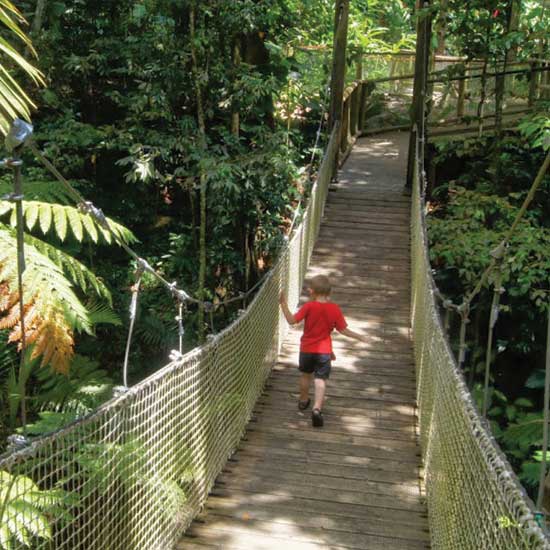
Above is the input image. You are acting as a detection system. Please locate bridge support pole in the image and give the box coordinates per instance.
[329,0,350,177]
[406,0,433,190]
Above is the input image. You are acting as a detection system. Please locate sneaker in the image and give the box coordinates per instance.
[298,398,311,411]
[311,408,324,428]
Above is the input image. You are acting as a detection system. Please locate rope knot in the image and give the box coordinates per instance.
[2,192,24,202]
[169,350,184,362]
[7,434,28,451]
[490,242,507,261]
[78,201,110,230]
[170,282,190,304]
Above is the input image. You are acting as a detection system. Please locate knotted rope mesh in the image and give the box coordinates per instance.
[411,145,550,549]
[0,129,339,550]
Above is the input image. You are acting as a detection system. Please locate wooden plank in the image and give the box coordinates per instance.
[188,515,429,549]
[199,508,430,543]
[248,415,418,442]
[205,491,428,532]
[234,443,421,476]
[222,454,421,485]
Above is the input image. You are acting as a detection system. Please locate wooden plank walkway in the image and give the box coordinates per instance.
[178,132,430,550]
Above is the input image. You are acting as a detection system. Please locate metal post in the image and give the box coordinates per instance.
[537,305,550,511]
[482,271,504,417]
[12,157,27,430]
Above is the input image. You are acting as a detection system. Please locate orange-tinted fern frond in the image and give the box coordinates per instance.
[30,309,73,374]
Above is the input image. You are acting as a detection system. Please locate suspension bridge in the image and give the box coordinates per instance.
[2,5,550,550]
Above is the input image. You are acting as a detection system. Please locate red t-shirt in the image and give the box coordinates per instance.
[294,301,348,354]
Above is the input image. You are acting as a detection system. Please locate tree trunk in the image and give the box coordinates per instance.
[493,0,515,184]
[190,4,207,342]
[328,0,350,131]
[406,0,433,189]
[31,0,47,35]
[328,0,350,176]
[231,39,241,137]
[435,0,448,55]
[477,56,489,137]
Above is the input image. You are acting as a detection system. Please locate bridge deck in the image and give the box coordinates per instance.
[178,132,430,549]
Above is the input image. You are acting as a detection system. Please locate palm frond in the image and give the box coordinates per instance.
[0,1,45,135]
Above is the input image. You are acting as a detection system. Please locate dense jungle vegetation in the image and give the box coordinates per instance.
[424,0,550,498]
[0,0,549,521]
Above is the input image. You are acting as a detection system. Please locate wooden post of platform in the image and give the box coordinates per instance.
[406,0,433,190]
[351,52,363,136]
[329,0,350,175]
[456,64,466,118]
[529,61,539,106]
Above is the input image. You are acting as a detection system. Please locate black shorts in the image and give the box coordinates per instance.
[298,352,331,380]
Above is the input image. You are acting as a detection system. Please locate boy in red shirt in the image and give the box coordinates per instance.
[279,275,367,427]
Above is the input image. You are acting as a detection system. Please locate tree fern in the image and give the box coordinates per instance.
[0,229,89,373]
[0,200,137,245]
[21,230,112,304]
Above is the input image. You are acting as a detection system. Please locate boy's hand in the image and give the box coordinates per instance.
[279,292,287,305]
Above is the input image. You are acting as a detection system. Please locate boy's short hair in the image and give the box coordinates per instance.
[310,275,331,296]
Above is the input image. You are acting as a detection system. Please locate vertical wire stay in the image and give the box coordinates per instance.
[536,304,550,512]
[177,301,184,355]
[122,266,144,388]
[12,156,27,430]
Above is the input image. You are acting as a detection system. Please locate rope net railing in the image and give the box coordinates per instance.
[410,134,550,549]
[0,125,340,549]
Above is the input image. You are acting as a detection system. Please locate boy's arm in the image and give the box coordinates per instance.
[338,327,368,343]
[279,293,298,325]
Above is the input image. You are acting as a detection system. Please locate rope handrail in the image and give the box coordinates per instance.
[411,128,550,548]
[0,118,343,550]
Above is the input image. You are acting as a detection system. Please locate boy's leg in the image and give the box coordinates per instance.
[299,373,313,401]
[313,378,326,411]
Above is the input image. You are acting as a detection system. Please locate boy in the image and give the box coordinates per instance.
[279,274,367,428]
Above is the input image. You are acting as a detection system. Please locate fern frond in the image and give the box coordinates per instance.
[35,354,114,414]
[87,301,121,327]
[0,227,92,372]
[135,314,174,351]
[0,201,137,245]
[0,177,74,204]
[23,230,112,303]
[0,330,16,378]
[501,413,544,449]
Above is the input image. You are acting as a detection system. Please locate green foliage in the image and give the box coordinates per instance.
[0,471,70,550]
[33,354,115,416]
[428,130,550,497]
[519,113,550,152]
[429,185,550,305]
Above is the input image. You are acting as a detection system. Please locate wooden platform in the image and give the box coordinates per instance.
[178,132,430,549]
